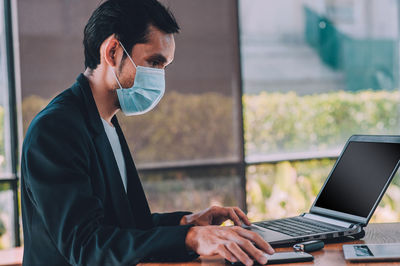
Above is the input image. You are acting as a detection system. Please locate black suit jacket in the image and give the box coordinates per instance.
[21,74,196,265]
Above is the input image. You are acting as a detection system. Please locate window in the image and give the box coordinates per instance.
[122,0,245,212]
[239,0,400,222]
[18,0,246,218]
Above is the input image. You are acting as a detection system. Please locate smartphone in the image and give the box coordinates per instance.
[226,252,314,265]
[343,244,400,262]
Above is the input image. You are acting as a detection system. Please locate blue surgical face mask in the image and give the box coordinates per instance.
[111,42,165,116]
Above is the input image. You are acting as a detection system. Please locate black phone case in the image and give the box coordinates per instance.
[225,253,314,265]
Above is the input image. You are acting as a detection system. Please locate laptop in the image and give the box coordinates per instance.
[247,135,400,246]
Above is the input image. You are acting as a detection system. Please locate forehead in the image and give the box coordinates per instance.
[132,25,175,62]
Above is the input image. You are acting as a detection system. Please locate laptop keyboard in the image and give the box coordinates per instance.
[255,216,344,237]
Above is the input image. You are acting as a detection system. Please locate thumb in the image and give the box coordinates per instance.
[196,219,212,226]
[194,215,215,226]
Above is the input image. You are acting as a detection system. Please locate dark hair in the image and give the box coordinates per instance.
[83,0,180,69]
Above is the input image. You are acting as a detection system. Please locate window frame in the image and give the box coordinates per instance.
[3,0,21,247]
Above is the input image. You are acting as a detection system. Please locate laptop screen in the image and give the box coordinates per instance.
[314,141,400,218]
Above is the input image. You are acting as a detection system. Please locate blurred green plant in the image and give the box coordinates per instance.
[0,106,5,171]
[0,105,8,248]
[22,95,51,136]
[22,92,236,164]
[0,183,12,249]
[117,91,236,164]
[244,90,400,155]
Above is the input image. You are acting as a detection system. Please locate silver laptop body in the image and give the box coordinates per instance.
[248,135,400,246]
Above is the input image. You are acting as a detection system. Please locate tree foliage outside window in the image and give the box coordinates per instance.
[244,90,400,157]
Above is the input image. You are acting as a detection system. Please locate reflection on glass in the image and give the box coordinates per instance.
[140,167,243,213]
[246,161,400,223]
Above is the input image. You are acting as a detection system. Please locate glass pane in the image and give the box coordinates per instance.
[0,0,12,175]
[0,184,15,249]
[240,0,400,161]
[18,0,244,217]
[121,0,242,167]
[19,0,101,134]
[19,0,243,168]
[246,161,400,223]
[140,166,243,213]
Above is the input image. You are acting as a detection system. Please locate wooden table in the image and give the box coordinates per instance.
[0,223,398,266]
[139,223,400,266]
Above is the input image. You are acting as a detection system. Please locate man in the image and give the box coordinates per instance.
[21,0,274,265]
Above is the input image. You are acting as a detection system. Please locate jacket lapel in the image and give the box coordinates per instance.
[71,74,136,228]
[112,117,154,229]
[92,133,136,228]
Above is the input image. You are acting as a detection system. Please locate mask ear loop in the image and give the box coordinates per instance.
[111,67,123,89]
[119,42,137,69]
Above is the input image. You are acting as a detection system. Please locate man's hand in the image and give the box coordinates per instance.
[185,225,274,266]
[180,206,251,226]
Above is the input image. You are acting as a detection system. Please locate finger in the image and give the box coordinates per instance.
[228,208,242,226]
[211,206,229,225]
[217,243,237,263]
[233,207,252,226]
[196,220,211,226]
[240,239,268,265]
[234,227,275,255]
[226,241,254,266]
[225,230,268,265]
[226,231,268,265]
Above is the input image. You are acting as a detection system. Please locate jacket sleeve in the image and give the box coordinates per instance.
[151,212,192,227]
[22,113,197,265]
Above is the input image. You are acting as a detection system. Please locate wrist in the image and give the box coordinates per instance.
[185,226,198,252]
[180,214,188,225]
[180,213,195,225]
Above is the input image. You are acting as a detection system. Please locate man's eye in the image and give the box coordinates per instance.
[151,61,160,67]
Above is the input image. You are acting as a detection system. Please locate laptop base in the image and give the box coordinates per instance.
[271,229,366,248]
[323,229,365,244]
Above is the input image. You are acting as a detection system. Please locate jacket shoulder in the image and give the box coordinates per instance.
[24,88,87,145]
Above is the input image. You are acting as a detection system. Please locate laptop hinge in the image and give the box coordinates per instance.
[302,213,356,228]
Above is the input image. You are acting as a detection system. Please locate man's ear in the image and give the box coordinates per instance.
[103,36,120,67]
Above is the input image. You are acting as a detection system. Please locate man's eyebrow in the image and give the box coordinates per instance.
[146,53,168,64]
